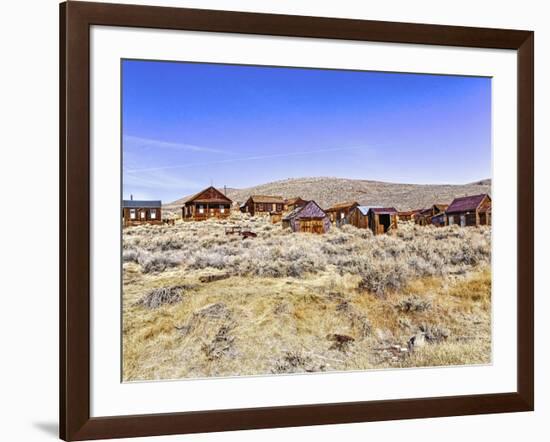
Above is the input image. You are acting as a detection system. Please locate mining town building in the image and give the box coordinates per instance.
[182,186,232,220]
[282,200,331,234]
[240,195,285,216]
[446,194,491,227]
[122,198,162,227]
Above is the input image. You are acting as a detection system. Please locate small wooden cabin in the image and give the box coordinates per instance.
[122,199,162,227]
[397,210,421,222]
[348,206,371,229]
[368,207,398,235]
[325,201,359,224]
[415,204,448,226]
[240,195,285,216]
[446,194,491,227]
[285,197,308,212]
[182,186,232,221]
[282,200,330,234]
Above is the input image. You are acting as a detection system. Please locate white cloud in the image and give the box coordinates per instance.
[123,135,226,154]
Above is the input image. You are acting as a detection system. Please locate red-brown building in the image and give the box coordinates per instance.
[122,199,162,227]
[325,201,359,224]
[182,186,232,220]
[240,195,285,216]
[284,197,308,212]
[415,204,449,226]
[446,194,491,227]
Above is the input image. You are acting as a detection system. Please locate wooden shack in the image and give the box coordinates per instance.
[240,195,285,216]
[348,206,371,229]
[368,207,398,235]
[415,204,449,226]
[282,200,330,234]
[122,199,162,227]
[397,210,421,222]
[325,201,359,224]
[182,186,232,220]
[284,197,308,212]
[446,194,491,227]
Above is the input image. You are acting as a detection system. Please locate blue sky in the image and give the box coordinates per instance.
[122,60,491,203]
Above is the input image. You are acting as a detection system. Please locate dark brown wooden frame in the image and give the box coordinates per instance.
[60,1,534,440]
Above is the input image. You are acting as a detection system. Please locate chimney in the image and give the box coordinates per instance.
[224,185,227,195]
[130,194,133,201]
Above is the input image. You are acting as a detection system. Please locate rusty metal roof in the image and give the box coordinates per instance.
[283,200,328,220]
[123,200,161,208]
[248,195,285,204]
[325,201,359,212]
[446,194,490,214]
[184,186,233,204]
[369,207,398,215]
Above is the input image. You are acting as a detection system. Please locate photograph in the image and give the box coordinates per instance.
[121,59,492,382]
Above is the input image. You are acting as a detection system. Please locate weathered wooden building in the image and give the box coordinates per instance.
[182,186,232,220]
[397,210,421,222]
[240,195,285,216]
[282,200,331,234]
[122,199,162,227]
[325,201,359,224]
[348,206,371,229]
[284,197,308,212]
[446,194,491,227]
[348,206,398,235]
[368,207,398,235]
[415,204,449,226]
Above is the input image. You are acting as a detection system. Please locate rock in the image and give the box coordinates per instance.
[408,332,426,351]
[326,333,355,352]
[199,273,230,283]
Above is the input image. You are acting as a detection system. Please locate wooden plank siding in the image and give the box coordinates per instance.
[446,194,491,227]
[182,186,232,221]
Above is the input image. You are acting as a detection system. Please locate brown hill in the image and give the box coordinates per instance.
[165,177,491,211]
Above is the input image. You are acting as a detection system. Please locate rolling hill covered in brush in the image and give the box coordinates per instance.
[165,177,491,211]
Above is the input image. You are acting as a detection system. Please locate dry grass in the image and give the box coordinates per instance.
[122,215,491,381]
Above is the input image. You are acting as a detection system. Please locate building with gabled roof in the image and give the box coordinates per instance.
[325,201,359,224]
[182,186,232,220]
[446,194,491,227]
[284,197,308,212]
[122,198,162,227]
[415,204,449,226]
[240,195,285,216]
[282,200,330,234]
[348,205,398,235]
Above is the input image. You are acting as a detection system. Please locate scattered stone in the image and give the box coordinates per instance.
[326,333,355,352]
[199,273,231,283]
[408,332,426,351]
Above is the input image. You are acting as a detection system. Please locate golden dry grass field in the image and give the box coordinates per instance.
[122,215,491,381]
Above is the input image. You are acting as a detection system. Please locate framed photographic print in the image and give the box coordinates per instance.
[60,1,534,440]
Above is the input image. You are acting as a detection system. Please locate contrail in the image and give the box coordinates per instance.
[125,145,370,173]
[124,135,227,154]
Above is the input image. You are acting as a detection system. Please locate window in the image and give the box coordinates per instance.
[199,204,204,214]
[340,212,345,219]
[272,203,276,211]
[140,211,146,219]
[130,209,136,220]
[220,205,225,213]
[150,209,157,219]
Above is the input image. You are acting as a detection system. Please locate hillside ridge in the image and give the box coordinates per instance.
[165,177,491,211]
